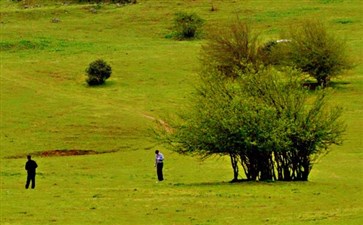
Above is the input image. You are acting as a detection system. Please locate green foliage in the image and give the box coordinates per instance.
[286,20,351,86]
[334,18,354,24]
[86,59,112,86]
[157,19,348,181]
[156,67,345,181]
[241,68,345,180]
[172,12,204,40]
[200,21,262,78]
[258,39,292,66]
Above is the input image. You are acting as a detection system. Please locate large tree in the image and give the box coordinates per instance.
[155,67,345,181]
[241,68,345,180]
[155,20,346,181]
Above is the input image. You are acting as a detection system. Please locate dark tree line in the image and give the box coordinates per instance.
[76,0,136,3]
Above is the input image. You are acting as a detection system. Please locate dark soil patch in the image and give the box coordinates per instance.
[5,149,118,159]
[40,150,99,157]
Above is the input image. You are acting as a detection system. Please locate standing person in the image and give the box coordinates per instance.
[25,155,38,189]
[155,150,164,181]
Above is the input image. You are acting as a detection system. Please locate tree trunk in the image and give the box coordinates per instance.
[230,154,239,182]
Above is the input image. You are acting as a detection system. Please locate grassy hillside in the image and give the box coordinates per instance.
[1,0,362,224]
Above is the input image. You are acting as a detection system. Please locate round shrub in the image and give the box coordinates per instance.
[286,20,351,87]
[172,12,204,40]
[86,59,112,86]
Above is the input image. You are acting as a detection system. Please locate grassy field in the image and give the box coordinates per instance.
[1,0,362,224]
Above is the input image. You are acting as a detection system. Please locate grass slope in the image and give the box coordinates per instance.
[1,0,362,224]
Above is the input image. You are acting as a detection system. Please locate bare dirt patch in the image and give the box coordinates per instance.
[41,150,100,157]
[5,149,117,159]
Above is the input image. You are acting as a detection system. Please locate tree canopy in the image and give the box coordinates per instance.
[154,20,346,182]
[267,20,352,87]
[155,66,345,181]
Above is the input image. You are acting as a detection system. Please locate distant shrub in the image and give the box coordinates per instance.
[334,18,353,24]
[258,20,352,87]
[200,20,261,78]
[76,0,136,4]
[14,0,137,6]
[172,12,204,40]
[286,20,351,87]
[86,59,112,86]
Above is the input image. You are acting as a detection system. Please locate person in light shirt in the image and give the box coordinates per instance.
[154,150,164,181]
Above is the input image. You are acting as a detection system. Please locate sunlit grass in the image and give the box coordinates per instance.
[1,0,362,224]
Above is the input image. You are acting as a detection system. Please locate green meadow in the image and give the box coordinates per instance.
[0,0,362,224]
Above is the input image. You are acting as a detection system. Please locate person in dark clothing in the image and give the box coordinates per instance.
[25,155,38,189]
[154,150,164,181]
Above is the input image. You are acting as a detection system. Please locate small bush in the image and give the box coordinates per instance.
[172,12,204,40]
[86,59,112,86]
[200,20,261,78]
[286,20,351,87]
